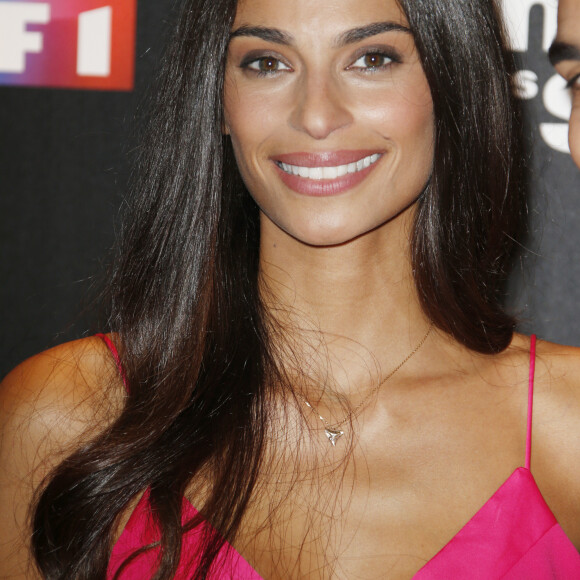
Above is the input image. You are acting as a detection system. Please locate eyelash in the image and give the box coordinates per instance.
[566,73,580,90]
[239,48,401,77]
[240,54,292,77]
[347,50,400,73]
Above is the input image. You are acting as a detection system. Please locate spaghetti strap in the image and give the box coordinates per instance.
[96,333,129,393]
[525,334,537,471]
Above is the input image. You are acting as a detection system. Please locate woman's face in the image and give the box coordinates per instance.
[552,0,580,168]
[224,0,434,247]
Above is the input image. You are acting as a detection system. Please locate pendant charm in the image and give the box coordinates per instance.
[325,428,344,446]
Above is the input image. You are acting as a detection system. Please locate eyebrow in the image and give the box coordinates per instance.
[335,22,412,47]
[230,25,293,45]
[229,21,412,47]
[548,41,580,66]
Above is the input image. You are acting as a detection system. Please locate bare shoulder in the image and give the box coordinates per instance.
[513,334,580,547]
[531,335,580,417]
[532,335,580,460]
[506,331,580,392]
[1,336,125,451]
[0,336,125,578]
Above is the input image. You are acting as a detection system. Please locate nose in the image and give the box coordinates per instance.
[289,73,353,140]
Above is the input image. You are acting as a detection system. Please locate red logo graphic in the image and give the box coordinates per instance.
[0,0,137,91]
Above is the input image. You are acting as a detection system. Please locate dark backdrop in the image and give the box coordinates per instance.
[1,2,579,378]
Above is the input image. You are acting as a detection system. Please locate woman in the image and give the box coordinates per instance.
[2,0,580,578]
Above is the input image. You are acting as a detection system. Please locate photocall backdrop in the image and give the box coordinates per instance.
[1,0,579,378]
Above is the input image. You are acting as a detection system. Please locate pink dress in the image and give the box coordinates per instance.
[101,334,580,578]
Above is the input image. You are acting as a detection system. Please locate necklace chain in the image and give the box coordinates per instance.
[303,322,434,445]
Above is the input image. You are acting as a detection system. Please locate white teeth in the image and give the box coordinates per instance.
[278,153,380,181]
[322,166,337,179]
[310,167,323,180]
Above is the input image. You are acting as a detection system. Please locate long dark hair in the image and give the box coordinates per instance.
[32,0,525,578]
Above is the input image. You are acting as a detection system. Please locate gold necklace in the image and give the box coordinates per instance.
[303,323,434,446]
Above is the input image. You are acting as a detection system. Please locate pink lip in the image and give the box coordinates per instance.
[272,150,384,197]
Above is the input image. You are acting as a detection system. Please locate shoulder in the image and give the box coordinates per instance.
[502,332,580,390]
[0,336,125,578]
[1,336,125,449]
[535,335,580,381]
[530,335,580,428]
[515,334,580,547]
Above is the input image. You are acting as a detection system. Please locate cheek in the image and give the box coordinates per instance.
[569,104,580,169]
[383,98,434,178]
[224,88,282,164]
[361,82,434,149]
[224,71,287,136]
[223,102,262,176]
[393,88,434,146]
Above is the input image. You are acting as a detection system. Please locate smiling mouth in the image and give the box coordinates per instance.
[276,153,381,181]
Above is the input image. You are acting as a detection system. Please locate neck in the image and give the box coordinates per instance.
[259,205,431,398]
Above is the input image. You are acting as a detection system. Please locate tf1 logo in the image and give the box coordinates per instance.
[0,0,136,91]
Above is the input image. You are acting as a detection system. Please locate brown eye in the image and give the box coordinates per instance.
[364,54,385,68]
[259,57,279,72]
[244,56,291,75]
[350,52,394,71]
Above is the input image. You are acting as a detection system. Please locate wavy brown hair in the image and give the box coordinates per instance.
[32,0,525,578]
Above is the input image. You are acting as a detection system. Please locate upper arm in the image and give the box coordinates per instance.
[0,337,124,579]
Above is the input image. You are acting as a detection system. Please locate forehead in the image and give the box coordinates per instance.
[233,0,407,29]
[557,0,580,41]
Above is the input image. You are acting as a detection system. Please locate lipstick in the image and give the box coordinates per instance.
[272,150,383,197]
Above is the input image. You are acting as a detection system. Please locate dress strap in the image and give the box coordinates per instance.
[96,333,129,393]
[525,334,537,471]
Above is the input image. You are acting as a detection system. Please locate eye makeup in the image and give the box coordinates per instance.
[566,73,580,90]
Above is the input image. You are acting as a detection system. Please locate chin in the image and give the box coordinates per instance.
[285,222,378,248]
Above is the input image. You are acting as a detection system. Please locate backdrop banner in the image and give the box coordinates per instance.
[1,1,579,377]
[502,0,580,344]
